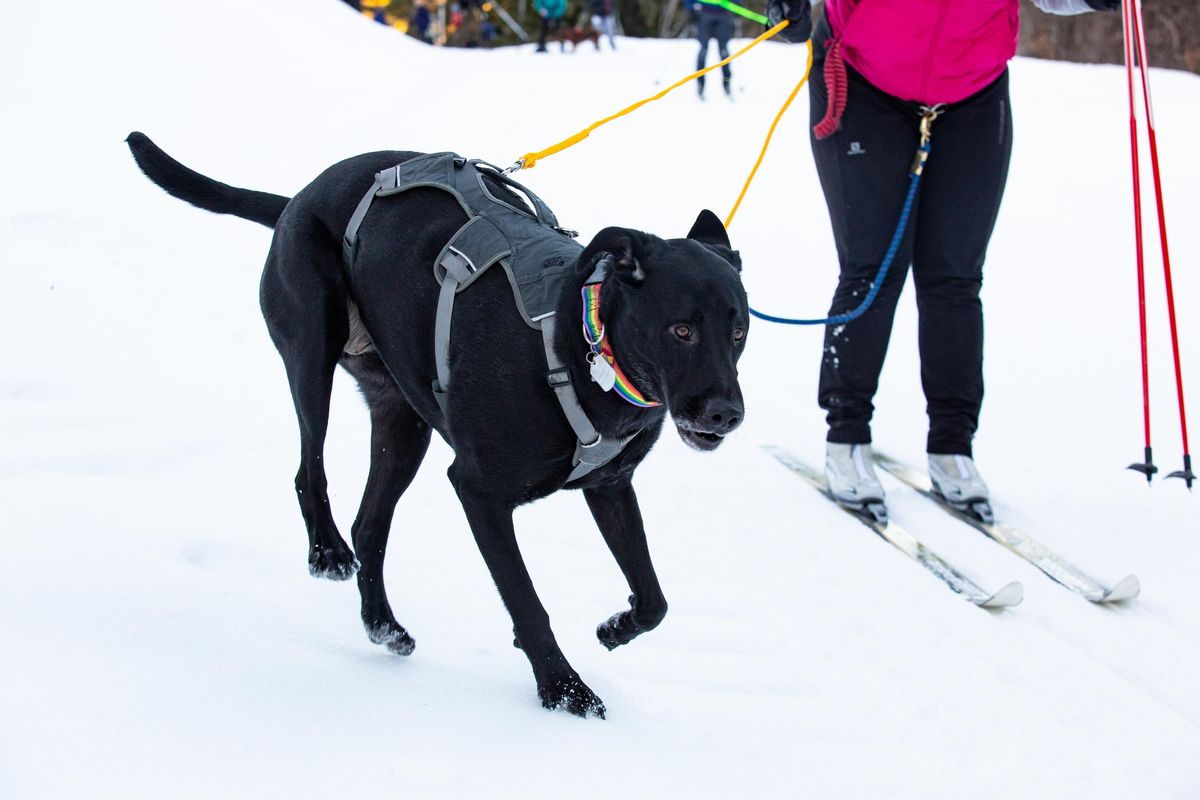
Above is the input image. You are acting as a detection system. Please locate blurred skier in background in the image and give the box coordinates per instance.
[686,0,733,99]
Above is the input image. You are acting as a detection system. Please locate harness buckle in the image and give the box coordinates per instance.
[546,367,572,388]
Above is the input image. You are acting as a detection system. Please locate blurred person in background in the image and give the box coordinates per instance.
[535,0,567,53]
[686,0,733,99]
[590,0,617,50]
[409,0,432,43]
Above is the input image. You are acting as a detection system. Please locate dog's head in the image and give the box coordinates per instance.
[578,210,748,452]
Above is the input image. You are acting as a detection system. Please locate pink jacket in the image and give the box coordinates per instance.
[826,0,1021,105]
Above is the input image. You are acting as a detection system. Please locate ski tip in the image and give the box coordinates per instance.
[1097,574,1141,604]
[979,581,1023,609]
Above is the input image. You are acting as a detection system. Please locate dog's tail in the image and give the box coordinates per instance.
[126,132,290,229]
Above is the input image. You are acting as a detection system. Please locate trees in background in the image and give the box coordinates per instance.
[341,0,1197,75]
[1019,0,1198,74]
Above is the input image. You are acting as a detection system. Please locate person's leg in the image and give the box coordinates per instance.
[537,15,549,51]
[810,46,922,445]
[696,17,712,94]
[714,15,732,91]
[911,71,1013,457]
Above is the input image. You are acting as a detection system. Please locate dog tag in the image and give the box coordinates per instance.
[589,354,617,392]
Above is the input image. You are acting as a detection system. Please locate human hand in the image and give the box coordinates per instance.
[767,0,813,43]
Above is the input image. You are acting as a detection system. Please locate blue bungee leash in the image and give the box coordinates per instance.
[750,104,944,327]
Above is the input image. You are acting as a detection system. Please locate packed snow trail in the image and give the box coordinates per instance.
[2,1,1199,797]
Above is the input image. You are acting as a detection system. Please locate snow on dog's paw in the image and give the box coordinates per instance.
[539,675,606,719]
[366,622,416,656]
[596,611,640,651]
[307,545,360,581]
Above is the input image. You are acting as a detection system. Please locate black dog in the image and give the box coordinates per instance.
[127,132,749,717]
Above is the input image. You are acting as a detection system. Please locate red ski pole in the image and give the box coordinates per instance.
[1122,0,1156,482]
[1130,0,1194,489]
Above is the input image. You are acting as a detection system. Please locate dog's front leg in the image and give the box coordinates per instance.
[451,470,605,719]
[585,480,668,651]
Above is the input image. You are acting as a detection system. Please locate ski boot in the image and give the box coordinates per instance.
[825,443,887,524]
[722,76,733,101]
[928,454,994,524]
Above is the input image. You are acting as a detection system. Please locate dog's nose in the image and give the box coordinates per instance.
[701,397,743,434]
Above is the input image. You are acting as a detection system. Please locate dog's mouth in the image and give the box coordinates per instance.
[674,422,726,452]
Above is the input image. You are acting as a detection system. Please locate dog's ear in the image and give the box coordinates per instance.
[686,209,742,273]
[687,209,731,249]
[580,226,650,285]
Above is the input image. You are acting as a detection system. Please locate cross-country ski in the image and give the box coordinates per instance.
[874,453,1141,603]
[764,447,1023,609]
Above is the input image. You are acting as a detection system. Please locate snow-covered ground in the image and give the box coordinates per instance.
[3,1,1198,796]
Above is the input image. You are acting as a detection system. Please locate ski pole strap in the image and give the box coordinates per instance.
[749,104,943,327]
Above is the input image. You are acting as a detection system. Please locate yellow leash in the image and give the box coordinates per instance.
[509,21,813,226]
[724,39,813,227]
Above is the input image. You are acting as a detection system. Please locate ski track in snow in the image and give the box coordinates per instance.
[2,0,1199,797]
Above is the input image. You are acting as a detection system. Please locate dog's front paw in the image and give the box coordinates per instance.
[539,674,606,719]
[308,543,360,581]
[597,611,642,651]
[597,594,667,650]
[366,621,416,656]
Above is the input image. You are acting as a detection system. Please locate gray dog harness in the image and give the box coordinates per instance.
[342,152,640,481]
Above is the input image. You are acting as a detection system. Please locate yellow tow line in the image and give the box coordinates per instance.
[508,20,813,229]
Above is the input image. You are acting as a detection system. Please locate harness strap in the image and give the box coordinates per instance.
[432,249,475,414]
[343,167,401,265]
[542,314,637,481]
[542,315,600,447]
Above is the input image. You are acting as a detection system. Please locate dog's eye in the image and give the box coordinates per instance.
[733,327,746,342]
[673,324,693,341]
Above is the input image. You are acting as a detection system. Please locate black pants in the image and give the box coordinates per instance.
[537,17,563,51]
[809,41,1012,457]
[695,15,732,90]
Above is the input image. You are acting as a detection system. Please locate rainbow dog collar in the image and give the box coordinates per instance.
[581,277,661,408]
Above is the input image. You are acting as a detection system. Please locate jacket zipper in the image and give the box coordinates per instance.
[918,0,950,104]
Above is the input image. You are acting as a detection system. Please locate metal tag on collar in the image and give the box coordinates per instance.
[588,351,617,392]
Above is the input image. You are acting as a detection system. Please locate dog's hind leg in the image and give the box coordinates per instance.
[449,466,605,718]
[585,480,669,651]
[261,235,359,581]
[341,351,431,656]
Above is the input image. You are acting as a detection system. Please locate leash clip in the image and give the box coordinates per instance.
[502,158,525,175]
[918,104,945,147]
